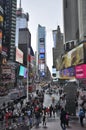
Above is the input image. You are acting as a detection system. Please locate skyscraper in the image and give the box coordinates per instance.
[52,26,64,69]
[3,0,17,61]
[63,0,79,43]
[15,0,29,47]
[15,1,31,66]
[37,24,46,77]
[78,0,86,41]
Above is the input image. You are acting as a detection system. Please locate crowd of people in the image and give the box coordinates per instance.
[0,84,86,130]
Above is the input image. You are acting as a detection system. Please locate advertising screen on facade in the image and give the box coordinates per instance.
[59,44,84,70]
[0,15,3,22]
[59,67,75,79]
[0,30,2,38]
[24,68,27,78]
[40,48,45,53]
[19,65,25,76]
[16,48,23,64]
[39,38,44,42]
[39,54,45,59]
[75,64,86,79]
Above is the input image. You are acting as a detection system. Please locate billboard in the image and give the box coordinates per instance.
[75,64,86,79]
[24,68,27,78]
[59,67,75,79]
[0,30,2,38]
[39,38,44,42]
[39,48,45,53]
[39,54,45,59]
[16,48,23,64]
[59,44,84,70]
[19,65,25,76]
[0,15,3,22]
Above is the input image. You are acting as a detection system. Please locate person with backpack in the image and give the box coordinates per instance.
[79,108,85,127]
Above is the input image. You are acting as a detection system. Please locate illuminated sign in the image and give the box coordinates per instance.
[16,48,23,64]
[40,48,45,53]
[19,66,25,76]
[75,64,86,79]
[59,67,75,79]
[0,15,3,22]
[59,44,84,70]
[0,30,2,38]
[39,54,45,59]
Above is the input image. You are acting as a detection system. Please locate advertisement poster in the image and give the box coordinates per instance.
[75,64,86,79]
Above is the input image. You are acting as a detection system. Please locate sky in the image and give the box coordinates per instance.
[17,0,63,73]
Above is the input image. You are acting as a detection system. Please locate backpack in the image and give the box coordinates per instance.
[79,110,85,118]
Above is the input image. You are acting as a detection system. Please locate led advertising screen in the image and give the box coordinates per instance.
[39,54,45,59]
[24,68,27,78]
[59,44,84,70]
[19,65,25,76]
[75,64,86,79]
[39,38,44,42]
[40,48,45,53]
[16,48,23,64]
[59,67,75,79]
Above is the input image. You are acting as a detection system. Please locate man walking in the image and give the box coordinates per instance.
[60,108,66,130]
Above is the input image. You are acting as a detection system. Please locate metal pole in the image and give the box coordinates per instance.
[27,62,29,101]
[27,48,30,102]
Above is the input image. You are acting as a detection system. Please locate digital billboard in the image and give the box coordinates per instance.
[16,48,23,64]
[39,38,44,42]
[39,48,45,53]
[75,64,86,79]
[59,67,75,79]
[59,44,84,70]
[19,66,25,76]
[39,54,45,59]
[24,68,27,78]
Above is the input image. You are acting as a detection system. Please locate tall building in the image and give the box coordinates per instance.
[78,0,86,41]
[52,26,64,69]
[18,28,31,65]
[63,0,79,43]
[15,0,29,47]
[3,0,17,61]
[37,24,46,77]
[0,0,17,87]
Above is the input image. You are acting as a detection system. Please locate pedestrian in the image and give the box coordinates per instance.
[52,106,56,118]
[42,113,47,127]
[65,112,69,127]
[49,104,53,117]
[60,108,66,130]
[79,108,85,127]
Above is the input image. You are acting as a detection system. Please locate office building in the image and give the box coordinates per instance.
[3,0,17,61]
[78,0,86,41]
[52,26,64,69]
[15,0,29,47]
[63,0,79,43]
[37,24,46,77]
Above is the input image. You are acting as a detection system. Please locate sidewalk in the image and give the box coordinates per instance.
[31,117,86,130]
